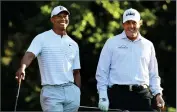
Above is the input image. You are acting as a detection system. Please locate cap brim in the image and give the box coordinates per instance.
[51,10,70,18]
[123,18,139,23]
[58,10,70,15]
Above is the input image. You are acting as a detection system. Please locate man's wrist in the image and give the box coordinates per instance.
[20,64,27,70]
[155,93,162,97]
[99,90,108,99]
[74,83,81,89]
[99,98,107,101]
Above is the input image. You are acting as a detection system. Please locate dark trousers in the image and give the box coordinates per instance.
[108,84,155,111]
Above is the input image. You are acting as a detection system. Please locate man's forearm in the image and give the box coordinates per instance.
[73,70,81,88]
[20,52,35,70]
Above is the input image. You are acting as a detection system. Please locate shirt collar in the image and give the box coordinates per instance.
[121,30,142,41]
[50,29,68,38]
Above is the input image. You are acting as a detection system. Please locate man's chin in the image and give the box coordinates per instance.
[129,33,138,37]
[126,34,138,40]
[59,27,66,31]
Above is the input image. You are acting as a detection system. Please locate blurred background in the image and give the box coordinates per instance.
[1,0,176,111]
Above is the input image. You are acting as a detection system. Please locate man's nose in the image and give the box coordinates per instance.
[60,16,65,20]
[129,23,134,28]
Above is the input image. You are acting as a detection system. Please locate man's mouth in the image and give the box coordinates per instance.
[59,23,65,25]
[128,29,136,33]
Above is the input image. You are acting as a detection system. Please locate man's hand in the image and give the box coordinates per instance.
[156,94,165,109]
[15,67,25,84]
[15,52,35,84]
[98,98,109,112]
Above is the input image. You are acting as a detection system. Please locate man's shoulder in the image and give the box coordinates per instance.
[140,36,153,46]
[37,30,51,36]
[34,30,51,39]
[106,34,122,43]
[66,35,76,42]
[66,35,79,46]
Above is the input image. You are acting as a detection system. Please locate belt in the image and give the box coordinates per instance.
[111,84,148,91]
[43,82,73,87]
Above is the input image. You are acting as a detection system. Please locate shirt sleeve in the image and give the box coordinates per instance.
[96,39,112,96]
[26,35,42,57]
[72,44,81,70]
[149,44,163,96]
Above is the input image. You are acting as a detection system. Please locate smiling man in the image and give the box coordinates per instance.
[16,6,81,112]
[96,8,165,111]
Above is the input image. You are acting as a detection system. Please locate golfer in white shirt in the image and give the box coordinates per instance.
[96,8,165,111]
[16,6,81,112]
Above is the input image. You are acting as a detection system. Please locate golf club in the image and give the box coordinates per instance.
[14,76,22,112]
[79,105,127,112]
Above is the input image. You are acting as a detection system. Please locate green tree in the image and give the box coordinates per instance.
[2,1,175,111]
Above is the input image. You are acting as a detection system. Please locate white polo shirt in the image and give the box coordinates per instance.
[96,31,163,96]
[27,29,81,85]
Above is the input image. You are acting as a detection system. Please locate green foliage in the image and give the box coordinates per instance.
[2,1,176,111]
[141,9,157,26]
[168,107,176,112]
[40,5,52,15]
[97,0,123,19]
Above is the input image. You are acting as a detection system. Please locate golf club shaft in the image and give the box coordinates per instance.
[14,78,22,112]
[79,105,122,111]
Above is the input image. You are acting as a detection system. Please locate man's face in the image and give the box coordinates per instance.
[51,11,69,30]
[123,20,141,40]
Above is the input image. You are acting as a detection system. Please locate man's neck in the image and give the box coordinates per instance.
[126,32,139,41]
[127,36,137,41]
[52,29,67,37]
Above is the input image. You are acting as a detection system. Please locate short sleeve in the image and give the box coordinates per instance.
[26,35,42,57]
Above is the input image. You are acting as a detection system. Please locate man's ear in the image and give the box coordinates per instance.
[122,22,124,28]
[50,17,54,24]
